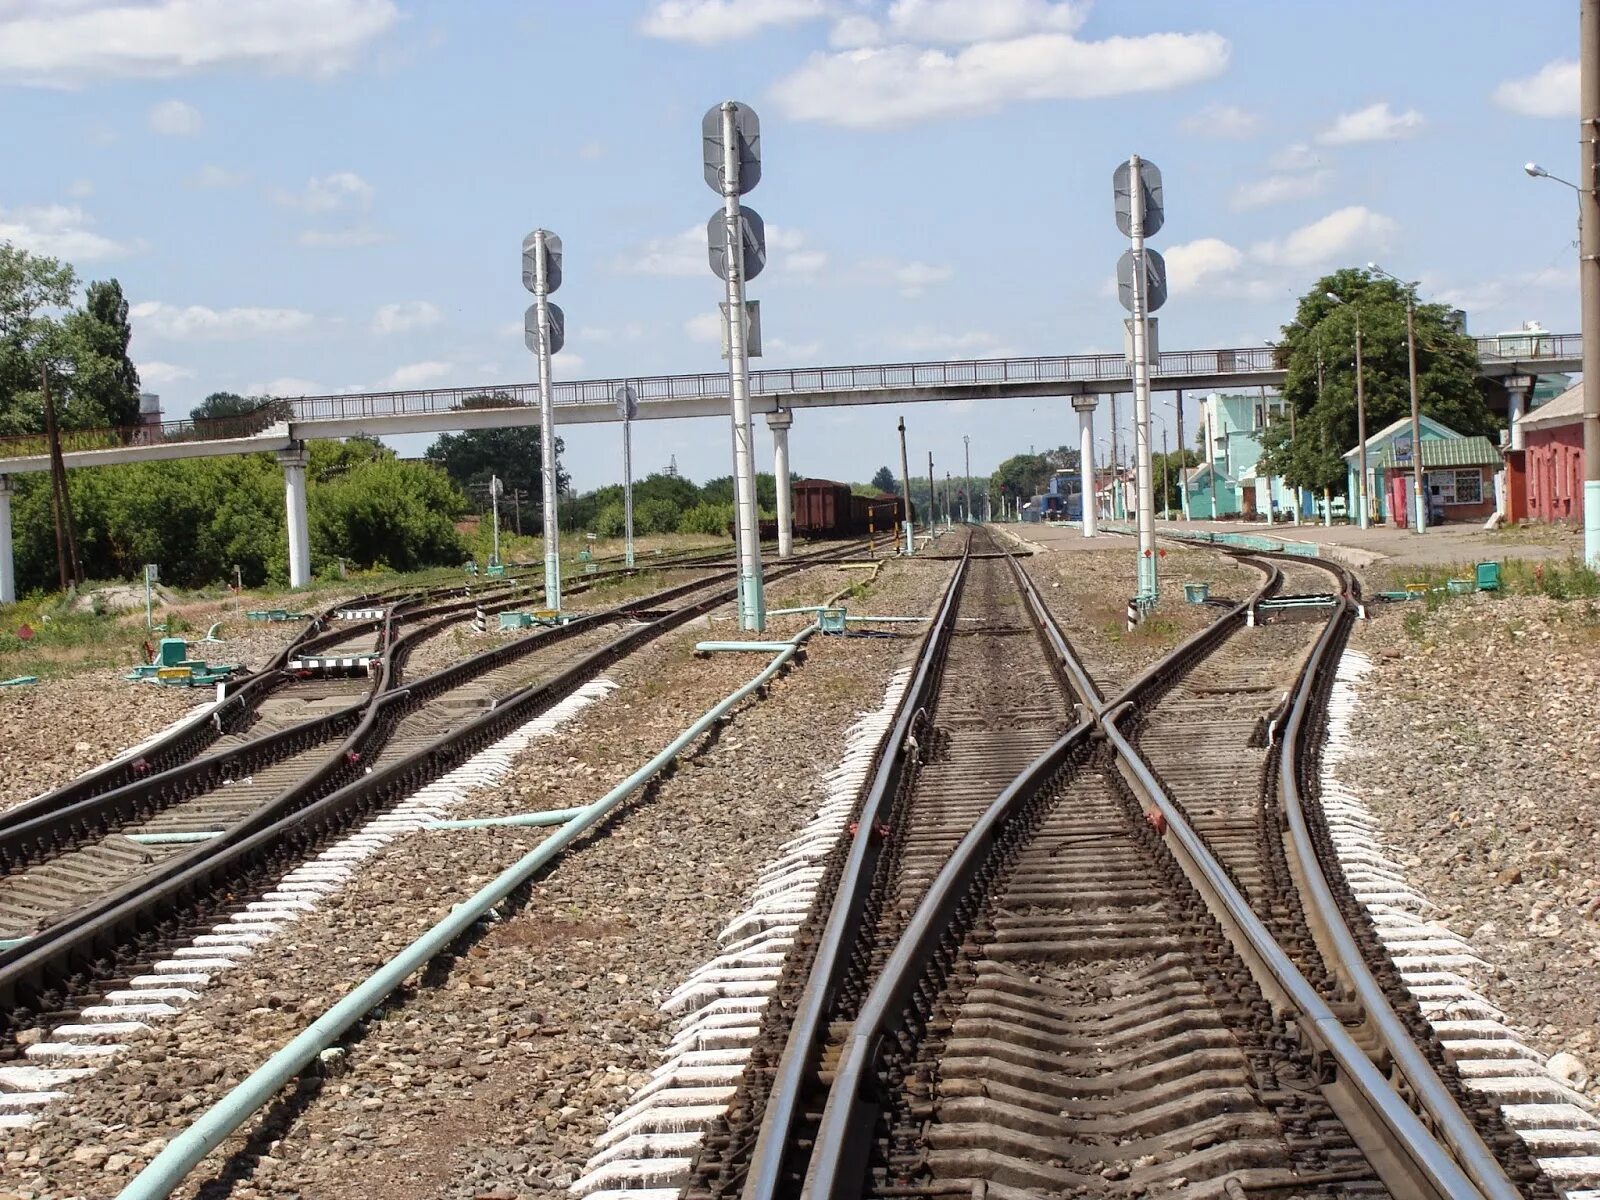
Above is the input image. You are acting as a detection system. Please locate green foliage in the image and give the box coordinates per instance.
[1153,448,1199,512]
[991,446,1081,503]
[870,465,896,493]
[191,392,293,431]
[424,393,568,508]
[676,501,736,537]
[60,279,141,429]
[1267,267,1491,492]
[10,440,469,593]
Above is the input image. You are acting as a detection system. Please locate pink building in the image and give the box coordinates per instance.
[1517,382,1586,525]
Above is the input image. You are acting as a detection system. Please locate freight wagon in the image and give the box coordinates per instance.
[792,479,911,538]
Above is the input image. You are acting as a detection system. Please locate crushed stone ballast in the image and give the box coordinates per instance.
[0,680,618,1132]
[1322,648,1600,1199]
[570,664,914,1198]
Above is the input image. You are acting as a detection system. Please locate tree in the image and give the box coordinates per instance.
[1263,267,1490,494]
[0,243,76,436]
[424,393,567,510]
[870,465,896,493]
[60,279,141,430]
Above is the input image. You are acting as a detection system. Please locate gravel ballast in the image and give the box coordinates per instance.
[11,553,952,1200]
[1338,590,1600,1104]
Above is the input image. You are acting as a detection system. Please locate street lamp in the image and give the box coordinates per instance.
[1324,290,1369,529]
[962,434,972,523]
[1369,263,1427,534]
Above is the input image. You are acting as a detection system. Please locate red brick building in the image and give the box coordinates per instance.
[1517,382,1586,525]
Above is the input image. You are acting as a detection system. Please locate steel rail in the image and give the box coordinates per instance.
[739,532,973,1200]
[0,545,868,1026]
[797,551,1278,1200]
[1272,559,1525,1200]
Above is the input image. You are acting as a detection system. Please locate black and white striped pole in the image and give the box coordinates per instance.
[473,603,486,634]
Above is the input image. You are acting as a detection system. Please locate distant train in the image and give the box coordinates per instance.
[1022,470,1083,523]
[792,478,912,539]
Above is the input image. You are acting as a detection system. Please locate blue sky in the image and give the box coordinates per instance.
[2,0,1584,491]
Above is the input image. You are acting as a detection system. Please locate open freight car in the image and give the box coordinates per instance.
[792,478,911,538]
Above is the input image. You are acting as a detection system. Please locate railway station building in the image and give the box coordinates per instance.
[1341,417,1501,527]
[1512,379,1587,526]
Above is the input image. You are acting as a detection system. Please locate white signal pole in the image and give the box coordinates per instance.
[1128,155,1157,600]
[720,101,764,630]
[533,229,561,609]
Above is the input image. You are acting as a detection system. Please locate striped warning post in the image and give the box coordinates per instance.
[472,605,486,634]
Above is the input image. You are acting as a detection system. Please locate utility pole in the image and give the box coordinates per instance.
[1175,389,1190,521]
[963,434,971,523]
[1355,307,1369,529]
[897,416,913,554]
[1161,427,1170,516]
[489,474,502,567]
[1108,395,1121,519]
[927,451,936,535]
[616,385,638,567]
[945,470,952,531]
[1405,296,1426,532]
[1582,0,1600,567]
[41,364,82,589]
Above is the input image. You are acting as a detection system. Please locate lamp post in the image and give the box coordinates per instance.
[962,435,971,523]
[1325,290,1369,529]
[1369,263,1427,533]
[1527,148,1600,566]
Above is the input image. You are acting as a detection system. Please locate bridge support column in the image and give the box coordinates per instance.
[0,476,14,605]
[1507,382,1530,450]
[1073,397,1098,537]
[767,408,793,558]
[278,444,311,589]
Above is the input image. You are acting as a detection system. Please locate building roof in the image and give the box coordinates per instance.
[1516,380,1584,432]
[1377,435,1501,469]
[1341,414,1463,462]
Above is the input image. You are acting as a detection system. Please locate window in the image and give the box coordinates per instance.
[1451,469,1482,505]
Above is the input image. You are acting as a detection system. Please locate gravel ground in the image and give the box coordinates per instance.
[13,553,953,1200]
[1017,532,1261,694]
[1338,591,1600,1103]
[0,598,361,815]
[0,672,205,813]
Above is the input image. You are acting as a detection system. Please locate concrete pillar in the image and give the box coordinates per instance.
[1073,396,1098,538]
[767,408,793,558]
[278,444,311,588]
[1508,384,1529,451]
[0,475,14,605]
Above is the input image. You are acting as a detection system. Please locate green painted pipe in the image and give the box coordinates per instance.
[696,640,799,653]
[0,937,29,950]
[115,621,819,1200]
[842,615,928,624]
[0,676,38,687]
[124,832,223,845]
[424,807,584,830]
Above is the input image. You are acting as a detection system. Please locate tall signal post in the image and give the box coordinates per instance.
[704,100,767,630]
[1114,155,1168,602]
[616,384,638,567]
[522,228,566,609]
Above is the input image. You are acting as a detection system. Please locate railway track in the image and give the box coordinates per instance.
[0,541,873,1043]
[674,530,1557,1200]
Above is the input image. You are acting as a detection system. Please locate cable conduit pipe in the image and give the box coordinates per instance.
[116,621,822,1200]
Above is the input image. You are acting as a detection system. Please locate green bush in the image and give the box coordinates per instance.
[676,501,735,537]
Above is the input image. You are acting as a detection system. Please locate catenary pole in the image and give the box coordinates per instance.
[897,416,913,553]
[1077,399,1097,537]
[1128,154,1158,599]
[1582,0,1600,567]
[1355,307,1369,530]
[963,434,971,523]
[1405,296,1427,532]
[533,229,562,609]
[927,452,936,535]
[720,102,765,630]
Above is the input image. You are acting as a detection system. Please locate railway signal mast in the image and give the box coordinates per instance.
[1114,155,1168,604]
[704,100,767,631]
[615,385,638,568]
[522,228,566,610]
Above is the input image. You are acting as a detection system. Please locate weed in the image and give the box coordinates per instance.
[1402,608,1426,641]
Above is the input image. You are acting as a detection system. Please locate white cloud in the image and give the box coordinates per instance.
[882,328,1016,358]
[384,361,455,389]
[867,259,953,297]
[246,376,322,397]
[771,30,1230,128]
[0,204,134,261]
[1178,101,1258,139]
[1251,205,1397,268]
[147,98,201,135]
[878,0,1086,44]
[578,141,605,160]
[0,0,397,86]
[830,14,882,48]
[1432,265,1573,314]
[131,301,314,341]
[639,0,826,44]
[1493,59,1577,118]
[371,300,442,335]
[1230,168,1330,211]
[276,171,374,212]
[188,164,246,188]
[134,360,194,386]
[1162,238,1243,292]
[1316,101,1424,145]
[297,227,386,248]
[1269,142,1320,171]
[685,312,723,343]
[65,179,93,198]
[619,223,822,278]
